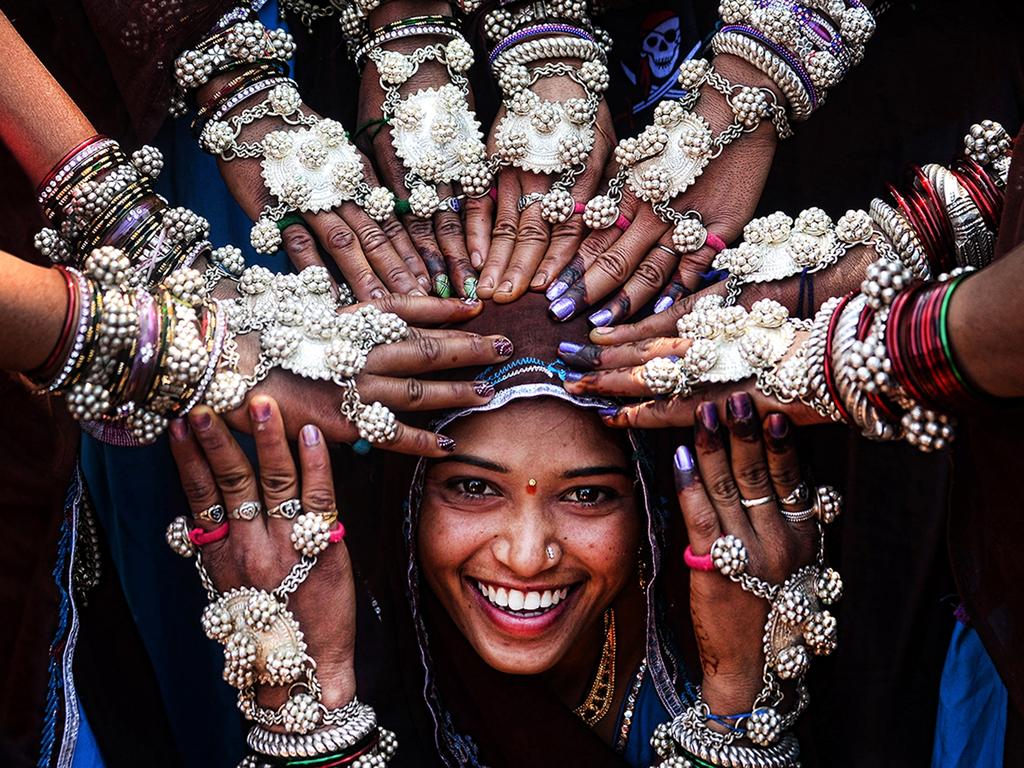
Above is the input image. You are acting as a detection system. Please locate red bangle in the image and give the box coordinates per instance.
[35,135,105,197]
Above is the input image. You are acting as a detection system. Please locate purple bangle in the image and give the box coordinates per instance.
[102,198,161,248]
[124,290,161,404]
[488,23,596,65]
[719,24,819,110]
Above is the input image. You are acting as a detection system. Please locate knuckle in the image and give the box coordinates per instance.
[303,487,335,513]
[492,217,518,241]
[260,468,296,497]
[689,508,720,541]
[436,216,463,239]
[217,468,253,496]
[355,223,390,253]
[516,221,548,244]
[181,476,215,505]
[736,460,771,490]
[282,226,316,255]
[326,225,356,252]
[382,217,405,240]
[708,474,740,506]
[594,251,631,283]
[633,259,669,288]
[771,463,804,490]
[404,377,427,406]
[406,220,434,240]
[372,293,403,315]
[416,335,444,363]
[386,266,411,285]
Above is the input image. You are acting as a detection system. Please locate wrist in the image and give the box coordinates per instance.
[712,53,789,110]
[700,668,764,715]
[369,1,452,28]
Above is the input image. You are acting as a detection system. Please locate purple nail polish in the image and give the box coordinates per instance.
[564,370,585,383]
[589,309,614,327]
[558,341,584,357]
[728,392,753,421]
[192,410,212,431]
[437,435,456,452]
[697,402,719,432]
[767,413,789,440]
[653,296,674,314]
[474,380,495,397]
[301,424,321,446]
[493,337,514,357]
[169,418,189,441]
[251,399,271,423]
[673,445,697,490]
[549,296,576,321]
[546,280,569,301]
[598,406,619,418]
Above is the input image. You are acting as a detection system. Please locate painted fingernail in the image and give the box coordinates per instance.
[697,402,719,432]
[301,424,321,446]
[727,391,753,421]
[564,370,585,383]
[653,296,674,314]
[589,309,614,328]
[496,280,513,295]
[531,272,548,288]
[598,406,619,418]
[493,337,514,357]
[463,277,478,300]
[192,409,212,431]
[474,380,495,397]
[549,296,576,321]
[169,418,189,441]
[437,435,456,452]
[592,327,616,336]
[434,274,452,298]
[251,399,272,423]
[767,413,789,440]
[546,280,569,301]
[558,341,584,357]
[470,250,483,269]
[674,445,697,489]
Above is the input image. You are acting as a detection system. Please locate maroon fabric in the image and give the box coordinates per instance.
[949,124,1024,718]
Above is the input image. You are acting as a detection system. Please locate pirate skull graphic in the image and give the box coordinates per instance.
[641,13,682,81]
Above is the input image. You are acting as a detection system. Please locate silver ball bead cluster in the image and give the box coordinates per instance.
[642,356,687,396]
[711,534,749,576]
[356,401,398,444]
[746,707,783,746]
[583,195,620,229]
[165,515,194,558]
[290,511,332,557]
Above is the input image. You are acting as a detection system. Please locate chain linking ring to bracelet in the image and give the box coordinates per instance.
[230,500,263,520]
[267,498,302,519]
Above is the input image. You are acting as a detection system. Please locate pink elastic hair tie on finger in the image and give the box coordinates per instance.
[329,523,346,544]
[683,544,715,571]
[573,202,586,215]
[614,214,632,232]
[190,522,229,547]
[705,232,727,253]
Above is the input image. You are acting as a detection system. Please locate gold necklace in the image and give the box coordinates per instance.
[574,608,616,726]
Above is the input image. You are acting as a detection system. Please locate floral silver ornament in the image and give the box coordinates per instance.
[165,516,194,558]
[363,187,395,222]
[815,568,844,605]
[540,188,576,224]
[813,485,843,524]
[711,534,748,576]
[583,195,620,230]
[356,401,398,443]
[291,511,332,557]
[202,602,235,642]
[746,707,783,746]
[250,217,282,254]
[672,218,708,253]
[777,587,812,625]
[774,643,810,680]
[642,356,687,396]
[281,692,323,734]
[803,610,838,655]
[835,208,874,244]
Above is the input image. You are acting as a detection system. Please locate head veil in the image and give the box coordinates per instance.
[400,294,696,767]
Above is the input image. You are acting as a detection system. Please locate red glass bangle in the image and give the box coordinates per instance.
[35,134,105,198]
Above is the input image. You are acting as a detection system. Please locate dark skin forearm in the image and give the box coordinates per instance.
[947,242,1024,398]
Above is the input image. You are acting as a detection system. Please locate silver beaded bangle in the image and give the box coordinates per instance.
[208,76,295,124]
[868,198,931,280]
[712,30,813,120]
[922,162,996,270]
[491,35,605,73]
[246,701,377,758]
[354,23,462,66]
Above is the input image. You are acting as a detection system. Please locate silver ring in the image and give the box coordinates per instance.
[195,504,225,524]
[740,494,776,509]
[229,501,263,520]
[518,193,544,212]
[779,506,815,523]
[655,243,678,257]
[778,482,810,507]
[267,498,302,519]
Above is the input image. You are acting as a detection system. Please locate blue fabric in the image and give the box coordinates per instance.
[931,622,1007,767]
[71,700,106,768]
[81,4,288,766]
[620,668,672,767]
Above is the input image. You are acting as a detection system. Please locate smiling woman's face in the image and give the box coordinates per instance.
[418,398,640,675]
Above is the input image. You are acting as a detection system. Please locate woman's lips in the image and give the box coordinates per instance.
[466,578,579,638]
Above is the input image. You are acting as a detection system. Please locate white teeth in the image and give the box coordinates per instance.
[551,590,561,605]
[487,584,497,602]
[495,587,508,607]
[524,591,541,610]
[507,589,524,611]
[540,590,552,608]
[558,587,568,601]
[478,581,487,595]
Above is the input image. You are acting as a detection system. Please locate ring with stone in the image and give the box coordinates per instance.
[267,498,302,519]
[229,500,263,521]
[195,503,226,524]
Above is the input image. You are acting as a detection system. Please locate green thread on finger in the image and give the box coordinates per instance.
[434,274,452,298]
[276,212,305,232]
[353,117,390,141]
[393,198,412,216]
[463,277,478,300]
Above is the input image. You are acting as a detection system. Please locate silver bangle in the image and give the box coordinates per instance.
[712,31,813,121]
[246,701,377,758]
[922,163,996,269]
[868,198,931,280]
[354,24,462,66]
[492,35,605,72]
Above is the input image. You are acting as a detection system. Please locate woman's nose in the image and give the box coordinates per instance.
[491,511,557,577]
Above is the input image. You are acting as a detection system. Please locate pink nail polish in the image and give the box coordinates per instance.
[302,424,321,446]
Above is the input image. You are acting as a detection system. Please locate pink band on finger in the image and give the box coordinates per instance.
[706,232,727,253]
[329,523,347,543]
[190,522,229,547]
[614,214,632,232]
[488,187,498,202]
[683,544,715,571]
[573,202,586,215]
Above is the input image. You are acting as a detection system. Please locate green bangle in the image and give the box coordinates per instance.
[938,275,980,397]
[277,212,305,232]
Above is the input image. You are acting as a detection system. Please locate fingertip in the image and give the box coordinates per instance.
[189,406,214,432]
[169,418,189,443]
[673,445,698,491]
[301,424,322,447]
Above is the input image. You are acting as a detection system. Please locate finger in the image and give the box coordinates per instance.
[676,243,720,294]
[281,223,329,273]
[188,406,268,550]
[652,280,691,316]
[591,241,680,325]
[297,424,337,518]
[168,418,223,529]
[340,203,426,296]
[434,208,478,299]
[377,213,432,292]
[558,336,693,371]
[364,293,484,325]
[672,444,721,554]
[722,392,785,544]
[599,396,698,430]
[366,330,514,376]
[763,413,814,536]
[477,170,520,299]
[533,213,585,292]
[495,175,551,302]
[691,401,754,539]
[545,208,630,307]
[403,217,450,297]
[359,374,499,412]
[307,213,387,301]
[248,396,301,545]
[563,364,660,397]
[463,193,494,270]
[587,281,728,345]
[340,416,457,458]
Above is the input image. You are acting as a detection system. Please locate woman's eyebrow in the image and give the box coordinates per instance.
[561,465,632,479]
[432,455,509,473]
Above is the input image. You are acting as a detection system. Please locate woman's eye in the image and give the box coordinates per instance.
[451,478,497,497]
[563,486,612,505]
